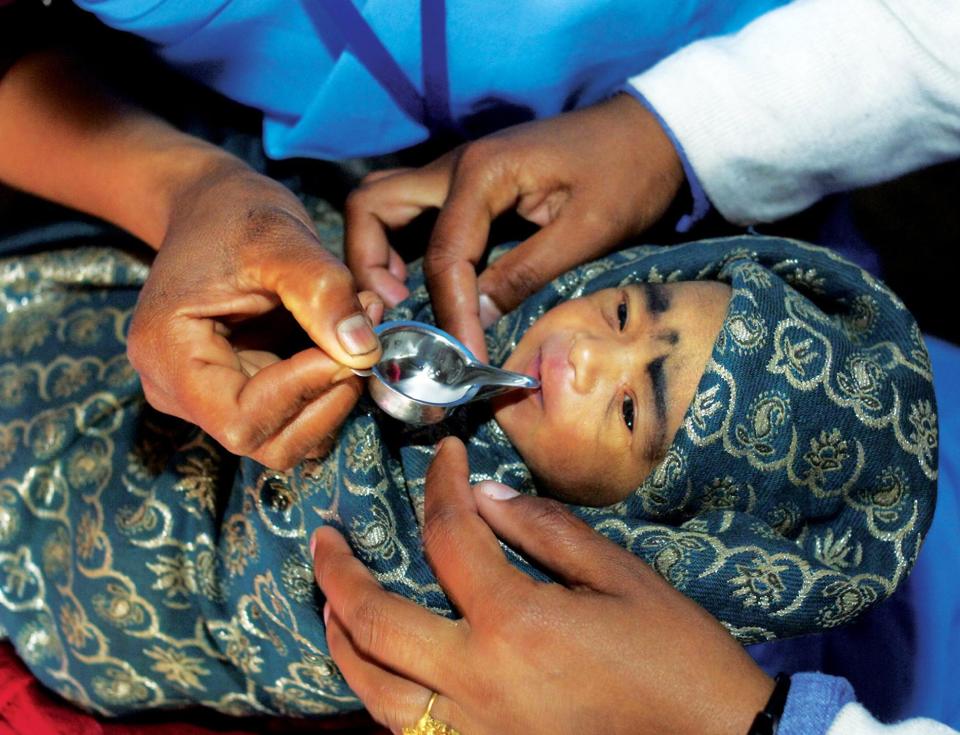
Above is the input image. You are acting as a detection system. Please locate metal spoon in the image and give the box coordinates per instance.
[351,321,539,425]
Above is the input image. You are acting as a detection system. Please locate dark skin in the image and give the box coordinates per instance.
[313,438,774,735]
[345,93,684,362]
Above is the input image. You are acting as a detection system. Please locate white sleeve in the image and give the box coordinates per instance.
[827,703,960,735]
[627,0,960,225]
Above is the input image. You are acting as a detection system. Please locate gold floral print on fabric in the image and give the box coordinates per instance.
[0,239,939,719]
[0,248,360,715]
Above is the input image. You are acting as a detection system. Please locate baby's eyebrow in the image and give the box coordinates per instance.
[645,355,669,462]
[643,283,671,315]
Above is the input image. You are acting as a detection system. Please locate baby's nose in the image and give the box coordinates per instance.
[570,336,612,393]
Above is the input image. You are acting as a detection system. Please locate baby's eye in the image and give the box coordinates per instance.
[617,294,629,331]
[621,394,635,432]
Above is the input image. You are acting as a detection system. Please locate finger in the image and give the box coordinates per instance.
[361,249,409,309]
[476,201,622,317]
[234,349,281,378]
[425,149,521,361]
[424,251,487,363]
[252,235,382,369]
[472,481,654,595]
[345,166,451,305]
[326,612,467,735]
[364,268,410,309]
[422,438,536,615]
[387,247,407,283]
[252,373,362,469]
[167,323,360,457]
[358,290,385,327]
[359,166,413,186]
[312,526,464,688]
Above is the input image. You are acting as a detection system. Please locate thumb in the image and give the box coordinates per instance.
[476,202,623,320]
[472,482,651,594]
[256,236,382,370]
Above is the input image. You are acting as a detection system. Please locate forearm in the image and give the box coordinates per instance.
[628,0,960,224]
[0,49,244,249]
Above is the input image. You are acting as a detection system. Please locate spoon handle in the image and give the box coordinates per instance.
[459,364,539,391]
[470,383,531,402]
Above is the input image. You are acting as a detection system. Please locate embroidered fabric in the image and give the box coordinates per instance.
[0,236,937,716]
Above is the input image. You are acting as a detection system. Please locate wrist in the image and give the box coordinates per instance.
[160,151,315,244]
[605,91,685,229]
[680,656,774,735]
[719,668,777,735]
[748,673,791,735]
[651,644,774,735]
[146,139,251,249]
[618,85,710,233]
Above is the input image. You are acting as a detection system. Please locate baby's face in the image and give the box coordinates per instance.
[493,282,731,506]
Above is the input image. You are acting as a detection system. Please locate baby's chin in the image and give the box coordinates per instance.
[490,383,637,507]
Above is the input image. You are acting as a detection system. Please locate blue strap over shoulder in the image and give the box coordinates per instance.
[301,0,459,135]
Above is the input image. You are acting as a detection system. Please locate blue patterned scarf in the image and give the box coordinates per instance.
[0,236,936,716]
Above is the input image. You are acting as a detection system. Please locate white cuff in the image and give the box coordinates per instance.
[628,0,960,224]
[828,703,959,735]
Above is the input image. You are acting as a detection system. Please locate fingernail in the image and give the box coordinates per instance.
[478,293,503,328]
[310,530,319,559]
[478,481,519,501]
[337,313,379,356]
[323,602,331,626]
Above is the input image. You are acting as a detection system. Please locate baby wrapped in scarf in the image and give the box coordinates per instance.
[0,236,937,717]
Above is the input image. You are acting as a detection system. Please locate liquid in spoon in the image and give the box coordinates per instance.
[379,356,470,404]
[391,373,470,403]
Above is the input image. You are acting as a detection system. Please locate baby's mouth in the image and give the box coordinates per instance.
[527,349,544,407]
[527,349,542,383]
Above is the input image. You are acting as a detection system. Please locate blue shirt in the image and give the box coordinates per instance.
[72,0,789,159]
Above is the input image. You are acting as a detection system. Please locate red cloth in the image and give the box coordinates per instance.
[0,643,385,735]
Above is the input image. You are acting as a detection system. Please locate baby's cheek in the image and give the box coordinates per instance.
[527,449,602,503]
[539,447,649,506]
[501,414,630,505]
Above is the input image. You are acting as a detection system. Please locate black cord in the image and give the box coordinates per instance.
[748,673,792,735]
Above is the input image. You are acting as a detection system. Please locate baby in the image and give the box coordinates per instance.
[0,236,936,717]
[493,279,730,507]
